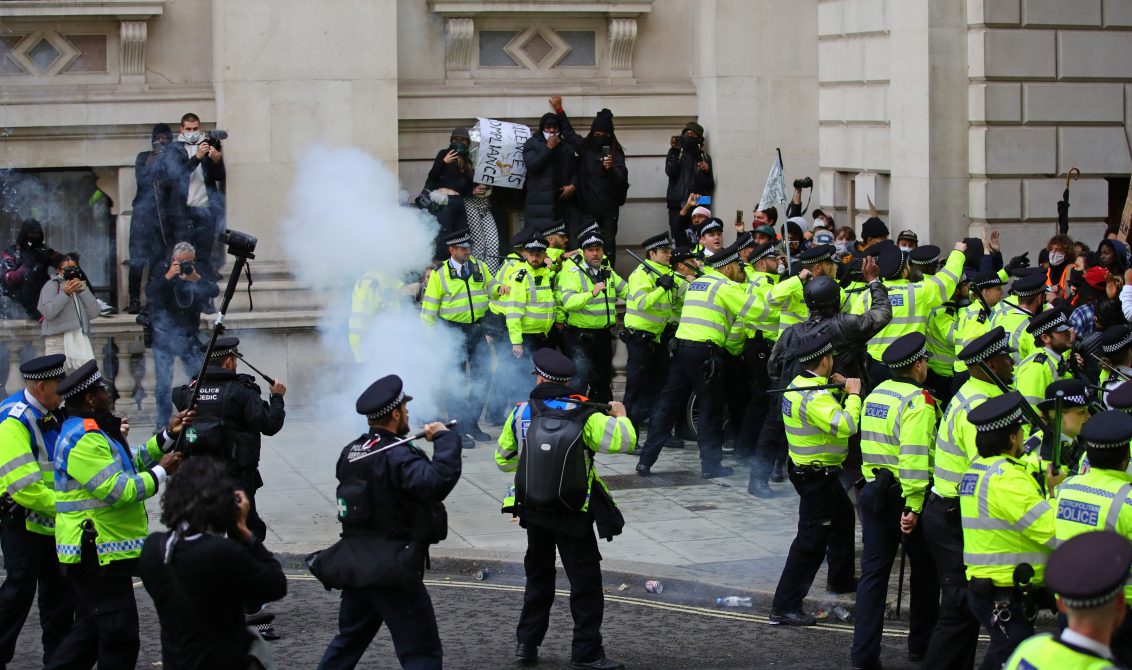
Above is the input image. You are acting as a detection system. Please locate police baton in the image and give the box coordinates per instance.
[345,420,459,463]
[233,352,276,387]
[973,361,1050,434]
[895,544,907,617]
[767,382,846,394]
[1094,353,1132,383]
[1049,391,1065,477]
[624,249,663,277]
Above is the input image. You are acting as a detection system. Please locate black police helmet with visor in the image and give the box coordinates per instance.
[803,276,841,315]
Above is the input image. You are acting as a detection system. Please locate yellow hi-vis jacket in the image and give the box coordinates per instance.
[503,263,556,345]
[933,376,1002,498]
[624,260,681,337]
[782,372,862,468]
[349,270,404,362]
[673,266,749,347]
[860,378,939,513]
[420,257,495,326]
[556,258,628,330]
[1054,467,1132,600]
[865,249,965,361]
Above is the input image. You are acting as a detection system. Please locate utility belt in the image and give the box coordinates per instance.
[676,339,719,352]
[860,468,904,512]
[0,492,22,519]
[566,325,611,339]
[618,328,662,346]
[928,491,962,524]
[791,462,843,480]
[968,576,1046,625]
[677,339,723,382]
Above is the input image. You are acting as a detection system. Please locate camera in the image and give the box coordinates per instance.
[793,177,814,190]
[206,129,228,150]
[179,261,196,276]
[601,145,611,159]
[62,266,82,282]
[219,229,257,259]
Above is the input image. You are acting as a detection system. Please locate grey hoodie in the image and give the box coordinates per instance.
[37,269,100,336]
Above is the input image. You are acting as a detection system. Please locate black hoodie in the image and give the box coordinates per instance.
[521,112,576,230]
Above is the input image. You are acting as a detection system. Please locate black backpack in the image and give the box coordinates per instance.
[515,398,599,512]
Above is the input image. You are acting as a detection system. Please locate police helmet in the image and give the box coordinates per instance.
[804,276,841,315]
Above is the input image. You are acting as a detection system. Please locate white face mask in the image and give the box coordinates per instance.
[899,244,914,253]
[834,241,849,255]
[1049,251,1066,266]
[776,262,786,275]
[543,131,557,141]
[180,130,204,145]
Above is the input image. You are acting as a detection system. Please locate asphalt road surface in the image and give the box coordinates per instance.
[10,569,990,669]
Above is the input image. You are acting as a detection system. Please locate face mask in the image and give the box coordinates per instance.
[899,245,914,253]
[776,262,786,275]
[543,131,557,141]
[834,241,848,255]
[682,135,701,151]
[180,131,204,145]
[1049,251,1065,266]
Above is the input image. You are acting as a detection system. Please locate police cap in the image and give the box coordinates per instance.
[642,232,673,252]
[20,354,66,381]
[970,271,1006,290]
[532,348,575,383]
[967,391,1025,432]
[705,238,744,269]
[543,220,567,238]
[1010,272,1047,297]
[522,234,549,252]
[695,217,724,238]
[1025,308,1070,338]
[1102,325,1132,354]
[671,246,701,264]
[796,332,834,365]
[908,245,940,266]
[798,244,835,266]
[883,332,929,369]
[356,374,412,420]
[1046,531,1132,609]
[579,222,601,239]
[1037,379,1090,412]
[735,231,756,251]
[749,242,777,264]
[579,230,604,249]
[1079,409,1132,451]
[1108,382,1132,414]
[206,336,240,359]
[509,230,530,248]
[957,325,1014,365]
[865,239,895,258]
[57,360,108,401]
[877,245,907,280]
[442,228,472,248]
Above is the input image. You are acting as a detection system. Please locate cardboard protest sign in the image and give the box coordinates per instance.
[469,118,531,189]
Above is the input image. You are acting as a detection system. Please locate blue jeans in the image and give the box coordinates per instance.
[153,331,202,429]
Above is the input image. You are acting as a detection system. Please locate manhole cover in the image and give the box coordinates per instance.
[602,470,710,491]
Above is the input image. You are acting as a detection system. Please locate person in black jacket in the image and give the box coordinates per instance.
[555,97,628,266]
[128,124,173,314]
[1,219,56,321]
[172,336,286,542]
[523,105,576,232]
[422,127,486,261]
[318,375,461,670]
[165,113,226,280]
[139,457,287,670]
[665,121,714,244]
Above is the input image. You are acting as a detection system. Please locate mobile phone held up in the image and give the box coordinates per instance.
[696,195,712,206]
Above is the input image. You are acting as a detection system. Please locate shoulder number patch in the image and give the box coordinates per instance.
[958,473,978,496]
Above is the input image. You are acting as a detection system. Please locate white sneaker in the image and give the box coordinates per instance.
[96,299,115,316]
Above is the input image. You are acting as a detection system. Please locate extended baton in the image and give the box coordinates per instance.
[974,361,1050,434]
[234,352,276,387]
[346,420,459,463]
[1050,391,1064,477]
[767,382,846,394]
[625,249,663,277]
[1093,354,1132,383]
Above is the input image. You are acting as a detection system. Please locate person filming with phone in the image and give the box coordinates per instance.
[665,121,714,245]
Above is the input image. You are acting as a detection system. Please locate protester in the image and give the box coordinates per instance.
[421,127,483,261]
[523,103,576,232]
[665,121,714,244]
[37,253,100,372]
[1046,234,1076,298]
[2,219,56,321]
[129,123,174,314]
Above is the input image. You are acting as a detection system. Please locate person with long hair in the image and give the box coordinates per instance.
[139,457,286,670]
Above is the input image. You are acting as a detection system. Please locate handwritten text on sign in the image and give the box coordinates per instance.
[470,118,531,190]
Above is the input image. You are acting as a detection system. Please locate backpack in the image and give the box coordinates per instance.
[515,398,599,512]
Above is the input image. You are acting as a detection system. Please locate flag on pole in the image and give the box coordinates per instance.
[1120,180,1132,243]
[758,150,787,213]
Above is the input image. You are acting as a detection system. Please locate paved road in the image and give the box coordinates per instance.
[10,569,994,670]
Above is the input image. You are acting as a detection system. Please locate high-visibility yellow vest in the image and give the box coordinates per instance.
[865,250,964,361]
[926,302,961,377]
[959,454,1055,586]
[0,391,60,535]
[768,275,807,336]
[992,298,1038,367]
[420,257,493,326]
[503,264,556,344]
[672,267,749,347]
[489,253,524,316]
[1054,467,1132,600]
[624,260,680,337]
[348,270,405,361]
[933,376,1002,498]
[739,270,779,341]
[1015,348,1069,408]
[556,258,628,329]
[952,303,996,374]
[1005,633,1120,670]
[860,378,939,513]
[782,372,863,468]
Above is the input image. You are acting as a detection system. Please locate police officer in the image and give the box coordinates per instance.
[961,392,1059,669]
[925,278,970,406]
[348,269,412,363]
[635,238,750,479]
[992,271,1049,366]
[557,231,627,402]
[1005,531,1132,670]
[852,333,940,669]
[173,336,286,542]
[736,241,781,468]
[953,272,1008,386]
[908,244,942,278]
[543,220,569,270]
[484,230,532,423]
[1100,325,1132,401]
[504,233,557,359]
[921,326,1014,670]
[767,244,841,337]
[318,375,461,670]
[495,349,635,670]
[623,232,680,431]
[0,355,72,667]
[770,332,862,626]
[1023,379,1092,476]
[420,227,495,442]
[48,360,186,670]
[692,217,725,257]
[1017,308,1074,407]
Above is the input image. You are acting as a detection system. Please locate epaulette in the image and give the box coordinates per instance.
[6,402,27,419]
[1033,352,1048,365]
[82,418,99,432]
[515,269,528,283]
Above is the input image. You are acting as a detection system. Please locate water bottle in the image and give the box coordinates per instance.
[715,596,752,608]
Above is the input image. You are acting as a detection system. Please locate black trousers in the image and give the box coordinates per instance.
[637,343,725,472]
[851,481,939,669]
[749,393,788,487]
[734,337,772,458]
[720,352,749,448]
[966,585,1037,670]
[562,327,614,403]
[622,332,670,431]
[318,580,442,670]
[443,320,490,428]
[771,465,856,613]
[920,494,980,670]
[0,516,73,667]
[517,523,605,663]
[46,570,138,670]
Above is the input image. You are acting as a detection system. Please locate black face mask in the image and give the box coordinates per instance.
[682,135,701,151]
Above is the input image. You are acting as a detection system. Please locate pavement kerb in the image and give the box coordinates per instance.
[276,547,870,623]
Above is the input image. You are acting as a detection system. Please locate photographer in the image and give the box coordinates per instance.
[140,457,286,670]
[2,219,56,321]
[37,253,100,372]
[145,242,219,430]
[421,127,480,261]
[166,113,225,280]
[665,121,714,244]
[128,123,174,314]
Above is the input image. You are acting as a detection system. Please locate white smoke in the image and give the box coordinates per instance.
[280,146,463,427]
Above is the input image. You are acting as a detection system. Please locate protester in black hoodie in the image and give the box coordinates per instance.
[665,121,714,244]
[556,98,629,263]
[128,123,174,313]
[522,102,576,231]
[1,219,56,320]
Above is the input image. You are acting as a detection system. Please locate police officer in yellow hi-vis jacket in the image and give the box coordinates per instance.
[960,392,1061,670]
[770,331,862,627]
[622,232,680,431]
[1005,531,1132,670]
[421,227,496,443]
[852,332,940,669]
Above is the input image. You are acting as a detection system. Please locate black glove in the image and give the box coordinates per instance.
[656,274,675,291]
[1006,252,1030,274]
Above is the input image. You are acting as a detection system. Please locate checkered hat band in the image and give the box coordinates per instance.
[1086,436,1131,449]
[751,247,776,263]
[1060,394,1088,406]
[909,255,939,266]
[962,337,1009,365]
[580,224,600,237]
[210,347,237,359]
[1013,285,1044,297]
[707,251,740,269]
[366,390,406,420]
[544,224,567,236]
[974,407,1024,432]
[975,278,1004,289]
[1104,332,1132,353]
[535,367,571,383]
[445,233,471,246]
[800,251,832,265]
[63,370,103,399]
[798,342,833,364]
[643,238,672,252]
[1032,314,1068,337]
[888,347,927,369]
[1062,584,1125,609]
[523,240,548,251]
[699,221,723,235]
[23,366,66,381]
[581,234,604,248]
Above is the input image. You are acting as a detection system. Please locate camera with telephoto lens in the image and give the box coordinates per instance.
[793,177,814,190]
[219,229,257,259]
[205,129,228,151]
[62,266,82,282]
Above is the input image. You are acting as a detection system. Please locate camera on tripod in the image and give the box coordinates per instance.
[219,229,257,259]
